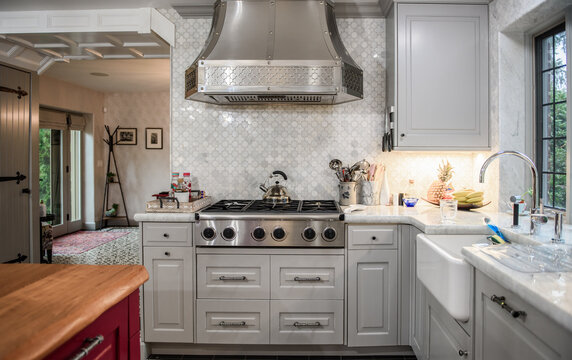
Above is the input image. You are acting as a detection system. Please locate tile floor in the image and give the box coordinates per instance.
[52,227,140,265]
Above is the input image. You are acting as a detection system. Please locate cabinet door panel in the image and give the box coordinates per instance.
[474,271,572,360]
[197,254,270,299]
[196,299,269,344]
[396,4,488,149]
[347,250,398,346]
[271,255,344,300]
[143,222,192,246]
[143,247,193,343]
[270,300,343,344]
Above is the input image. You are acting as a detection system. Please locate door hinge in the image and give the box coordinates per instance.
[66,165,69,173]
[66,214,70,221]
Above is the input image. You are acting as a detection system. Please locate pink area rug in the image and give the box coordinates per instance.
[53,231,130,255]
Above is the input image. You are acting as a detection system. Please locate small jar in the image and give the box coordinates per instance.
[183,172,191,192]
[171,172,179,190]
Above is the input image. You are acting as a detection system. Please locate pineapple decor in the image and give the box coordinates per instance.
[427,160,454,202]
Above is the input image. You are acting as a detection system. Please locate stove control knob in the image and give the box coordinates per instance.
[252,227,266,241]
[322,227,337,242]
[272,227,286,241]
[222,227,236,241]
[202,227,216,241]
[302,227,317,241]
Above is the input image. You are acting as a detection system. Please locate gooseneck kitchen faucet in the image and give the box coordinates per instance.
[479,150,546,234]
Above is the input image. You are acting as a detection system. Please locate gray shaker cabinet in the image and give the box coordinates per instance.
[387,3,489,150]
[142,222,194,343]
[474,270,572,360]
[347,225,399,347]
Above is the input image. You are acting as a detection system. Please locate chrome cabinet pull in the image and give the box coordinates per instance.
[163,233,169,238]
[219,276,247,281]
[458,349,468,357]
[218,321,247,327]
[164,251,171,256]
[491,295,526,318]
[69,335,104,360]
[293,276,321,282]
[293,321,321,327]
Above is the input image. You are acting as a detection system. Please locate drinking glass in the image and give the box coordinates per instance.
[440,199,458,223]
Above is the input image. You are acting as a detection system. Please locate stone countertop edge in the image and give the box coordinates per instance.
[134,212,196,222]
[462,246,572,333]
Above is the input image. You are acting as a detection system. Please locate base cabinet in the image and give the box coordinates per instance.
[426,293,471,360]
[143,246,193,343]
[474,271,572,360]
[46,290,140,360]
[347,249,398,346]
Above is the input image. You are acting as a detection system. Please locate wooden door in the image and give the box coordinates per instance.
[0,65,31,263]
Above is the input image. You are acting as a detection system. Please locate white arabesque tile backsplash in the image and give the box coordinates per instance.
[162,9,497,204]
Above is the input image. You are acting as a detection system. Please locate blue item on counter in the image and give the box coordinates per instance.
[403,197,418,207]
[486,222,506,242]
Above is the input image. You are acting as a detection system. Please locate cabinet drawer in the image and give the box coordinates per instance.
[143,222,192,246]
[197,255,270,299]
[270,300,343,344]
[348,225,397,249]
[270,255,344,300]
[196,300,269,344]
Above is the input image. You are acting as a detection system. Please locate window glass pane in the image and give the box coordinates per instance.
[555,102,567,138]
[542,36,554,70]
[555,66,567,102]
[555,31,566,66]
[70,130,81,222]
[555,174,566,209]
[542,105,553,137]
[555,138,567,173]
[543,139,553,172]
[543,174,554,208]
[542,70,554,103]
[39,129,63,225]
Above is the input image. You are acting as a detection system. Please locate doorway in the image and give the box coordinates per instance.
[39,108,84,237]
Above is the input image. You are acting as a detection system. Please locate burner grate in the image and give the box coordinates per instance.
[202,200,252,212]
[248,200,301,213]
[300,200,339,213]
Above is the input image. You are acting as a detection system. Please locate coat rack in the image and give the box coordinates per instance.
[102,125,130,227]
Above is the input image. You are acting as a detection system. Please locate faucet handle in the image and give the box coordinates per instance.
[530,213,548,224]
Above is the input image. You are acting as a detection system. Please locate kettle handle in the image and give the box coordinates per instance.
[272,170,288,181]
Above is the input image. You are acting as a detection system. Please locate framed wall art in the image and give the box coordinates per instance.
[116,128,137,145]
[145,128,163,149]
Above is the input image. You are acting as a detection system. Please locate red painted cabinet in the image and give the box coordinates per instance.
[45,289,140,360]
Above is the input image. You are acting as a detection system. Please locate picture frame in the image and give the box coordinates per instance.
[116,128,137,145]
[145,128,163,149]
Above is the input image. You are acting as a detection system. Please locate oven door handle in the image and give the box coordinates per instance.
[219,275,248,281]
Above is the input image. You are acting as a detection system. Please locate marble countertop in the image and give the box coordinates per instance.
[462,245,572,333]
[134,212,196,222]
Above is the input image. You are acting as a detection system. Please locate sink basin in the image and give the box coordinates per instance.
[416,234,486,321]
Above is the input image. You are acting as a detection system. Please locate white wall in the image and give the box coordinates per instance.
[489,0,571,208]
[39,76,105,229]
[104,92,171,222]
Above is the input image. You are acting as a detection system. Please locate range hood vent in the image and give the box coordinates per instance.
[185,0,364,105]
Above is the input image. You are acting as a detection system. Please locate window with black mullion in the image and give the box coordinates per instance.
[535,23,566,210]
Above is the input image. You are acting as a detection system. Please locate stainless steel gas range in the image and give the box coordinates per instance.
[195,200,345,247]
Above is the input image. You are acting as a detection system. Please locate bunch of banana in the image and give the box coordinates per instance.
[452,189,484,205]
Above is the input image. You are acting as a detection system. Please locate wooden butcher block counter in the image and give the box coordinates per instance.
[0,264,148,360]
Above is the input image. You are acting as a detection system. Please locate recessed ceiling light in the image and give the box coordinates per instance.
[90,72,109,77]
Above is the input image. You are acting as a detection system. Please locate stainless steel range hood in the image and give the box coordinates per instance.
[185,0,363,105]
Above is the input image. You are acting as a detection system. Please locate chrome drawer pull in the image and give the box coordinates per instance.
[69,335,104,360]
[491,295,526,318]
[293,276,321,282]
[293,321,321,327]
[219,276,247,281]
[218,321,247,327]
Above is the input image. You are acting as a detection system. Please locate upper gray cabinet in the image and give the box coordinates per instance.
[387,4,489,150]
